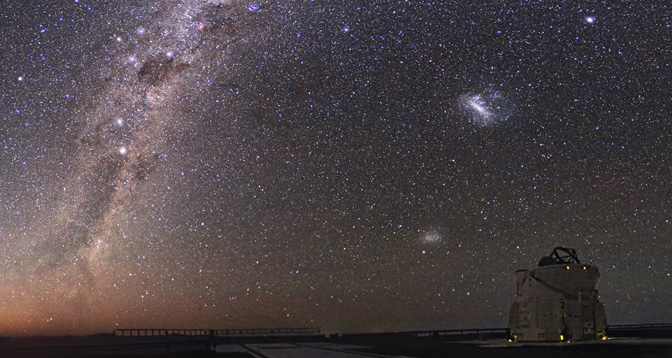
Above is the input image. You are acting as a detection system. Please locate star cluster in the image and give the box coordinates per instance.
[0,1,671,335]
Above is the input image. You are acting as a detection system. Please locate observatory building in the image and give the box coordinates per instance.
[508,247,607,342]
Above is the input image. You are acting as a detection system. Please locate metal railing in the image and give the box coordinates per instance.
[113,327,320,337]
[406,328,508,337]
[608,323,672,330]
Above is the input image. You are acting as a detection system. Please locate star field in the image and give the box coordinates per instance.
[0,1,671,335]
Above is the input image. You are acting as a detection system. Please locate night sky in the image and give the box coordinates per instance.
[0,0,671,336]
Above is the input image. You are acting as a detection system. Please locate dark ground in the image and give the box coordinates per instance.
[3,333,672,357]
[342,335,672,358]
